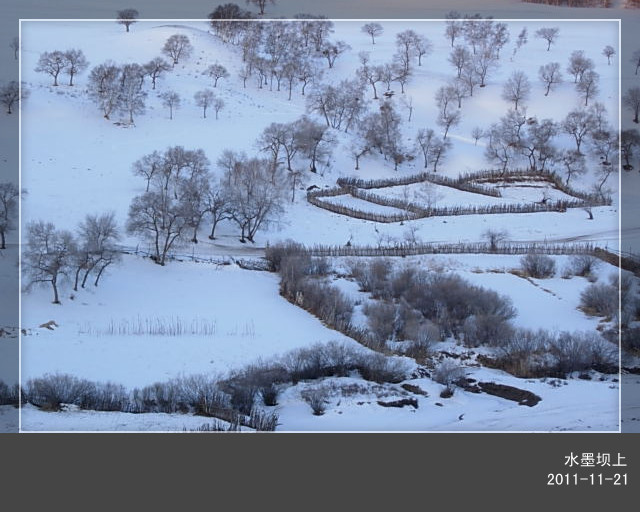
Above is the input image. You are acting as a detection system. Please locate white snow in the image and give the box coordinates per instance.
[11,13,631,431]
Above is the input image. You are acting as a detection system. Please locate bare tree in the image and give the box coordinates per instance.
[445,11,463,47]
[116,9,139,32]
[320,40,350,69]
[0,81,20,114]
[144,57,171,90]
[632,49,640,75]
[126,191,188,265]
[415,129,436,169]
[576,70,599,106]
[209,3,254,43]
[73,212,120,290]
[459,60,480,97]
[621,129,640,170]
[538,62,562,97]
[471,127,484,145]
[567,50,594,83]
[24,221,77,303]
[246,0,275,15]
[413,34,432,66]
[623,86,640,124]
[502,70,531,110]
[361,22,383,44]
[559,149,586,186]
[306,79,365,132]
[448,45,472,78]
[589,125,618,168]
[512,27,528,59]
[206,63,229,87]
[484,111,526,173]
[160,90,180,120]
[205,183,232,240]
[483,229,509,252]
[132,150,163,192]
[472,47,498,87]
[162,34,193,66]
[435,85,461,139]
[395,30,418,73]
[562,108,595,154]
[297,59,322,96]
[212,97,225,120]
[294,116,333,174]
[223,155,286,243]
[119,68,147,123]
[491,22,510,59]
[0,182,19,249]
[194,89,215,118]
[602,45,615,65]
[62,49,89,86]
[365,100,407,170]
[87,61,122,119]
[10,36,19,60]
[358,52,384,99]
[35,50,67,86]
[520,118,558,172]
[535,27,559,51]
[128,146,211,255]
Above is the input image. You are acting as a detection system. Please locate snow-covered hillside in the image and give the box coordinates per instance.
[7,16,632,431]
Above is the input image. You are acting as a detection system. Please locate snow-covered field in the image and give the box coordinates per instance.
[3,11,635,431]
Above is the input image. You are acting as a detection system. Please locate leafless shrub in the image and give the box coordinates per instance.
[355,352,411,383]
[259,383,281,406]
[580,282,617,317]
[301,385,331,415]
[389,266,417,298]
[363,301,397,343]
[247,408,279,431]
[622,326,640,354]
[462,314,514,347]
[433,360,465,396]
[265,240,305,271]
[402,271,516,338]
[433,360,465,387]
[350,259,392,297]
[79,381,129,411]
[520,253,556,278]
[0,381,19,406]
[293,279,354,330]
[25,373,95,411]
[568,254,600,277]
[188,419,242,432]
[401,340,433,362]
[177,375,229,416]
[548,331,616,377]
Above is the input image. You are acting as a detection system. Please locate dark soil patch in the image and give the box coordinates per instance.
[401,383,429,397]
[377,398,418,408]
[478,382,541,407]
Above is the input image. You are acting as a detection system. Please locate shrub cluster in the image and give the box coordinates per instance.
[0,381,20,406]
[353,261,516,346]
[485,328,617,378]
[272,244,354,332]
[520,253,556,278]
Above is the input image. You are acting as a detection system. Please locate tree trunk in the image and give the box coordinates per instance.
[209,218,219,240]
[94,263,109,286]
[0,230,5,250]
[73,265,83,291]
[52,277,60,304]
